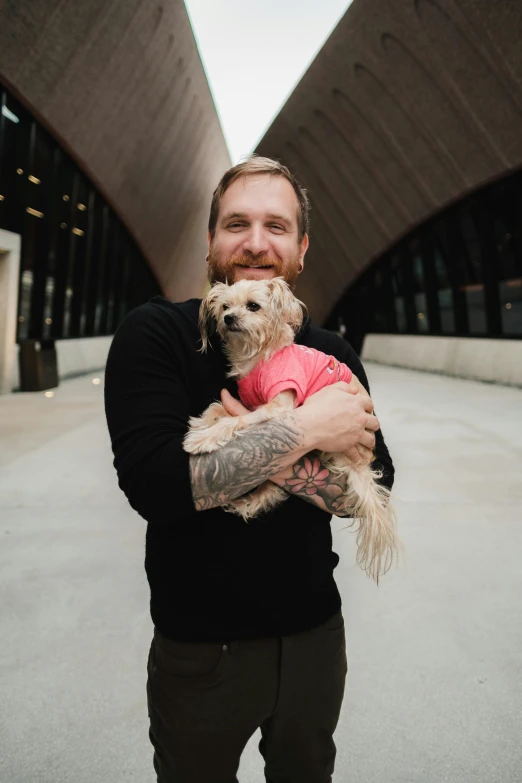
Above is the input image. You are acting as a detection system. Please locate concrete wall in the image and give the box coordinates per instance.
[11,336,113,391]
[256,0,522,324]
[56,337,113,381]
[0,0,230,302]
[362,333,522,387]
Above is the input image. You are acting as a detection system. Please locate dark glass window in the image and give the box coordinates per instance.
[433,244,455,334]
[458,205,487,335]
[390,253,407,333]
[64,172,91,338]
[0,82,160,344]
[0,92,31,235]
[333,168,522,350]
[372,268,393,332]
[26,125,55,339]
[490,179,522,336]
[91,200,109,336]
[410,238,429,333]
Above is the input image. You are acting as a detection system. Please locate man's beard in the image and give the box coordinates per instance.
[207,247,302,289]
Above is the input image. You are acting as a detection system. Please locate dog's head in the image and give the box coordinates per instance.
[199,278,305,370]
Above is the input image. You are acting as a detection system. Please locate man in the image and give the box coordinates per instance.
[104,155,394,783]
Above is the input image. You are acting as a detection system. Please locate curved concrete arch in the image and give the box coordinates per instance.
[0,0,230,302]
[296,127,377,252]
[330,88,419,222]
[307,112,394,240]
[314,106,399,226]
[379,32,485,185]
[257,0,522,323]
[287,138,370,263]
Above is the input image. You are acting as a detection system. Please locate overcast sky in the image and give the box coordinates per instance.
[184,0,353,164]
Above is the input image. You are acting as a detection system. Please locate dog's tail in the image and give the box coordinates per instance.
[328,458,401,584]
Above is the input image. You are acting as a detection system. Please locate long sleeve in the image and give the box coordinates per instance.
[104,301,197,525]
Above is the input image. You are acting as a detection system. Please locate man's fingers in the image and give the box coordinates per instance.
[352,375,370,398]
[344,379,361,396]
[220,388,249,417]
[362,395,375,414]
[332,380,375,413]
[364,413,380,432]
[360,429,376,452]
[355,444,374,465]
[346,444,373,466]
[345,446,361,464]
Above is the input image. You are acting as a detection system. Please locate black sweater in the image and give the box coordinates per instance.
[104,296,394,642]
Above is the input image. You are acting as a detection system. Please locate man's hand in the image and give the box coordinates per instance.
[297,382,379,463]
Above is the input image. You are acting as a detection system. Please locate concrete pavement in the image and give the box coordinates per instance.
[1,365,521,782]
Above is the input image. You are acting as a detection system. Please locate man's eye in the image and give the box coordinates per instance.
[269,224,284,232]
[246,302,260,312]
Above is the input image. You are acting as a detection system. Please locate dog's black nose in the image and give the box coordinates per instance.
[224,314,235,326]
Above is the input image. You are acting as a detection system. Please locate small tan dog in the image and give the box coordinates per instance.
[183,277,399,582]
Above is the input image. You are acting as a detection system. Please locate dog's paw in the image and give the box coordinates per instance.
[226,494,262,521]
[183,427,217,454]
[184,415,242,454]
[187,403,228,432]
[225,483,286,520]
[203,402,229,425]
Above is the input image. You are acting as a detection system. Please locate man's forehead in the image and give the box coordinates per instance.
[219,174,298,221]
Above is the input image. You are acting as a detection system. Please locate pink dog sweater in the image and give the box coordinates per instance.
[237,344,353,410]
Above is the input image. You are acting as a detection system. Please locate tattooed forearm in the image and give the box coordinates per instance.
[272,452,352,516]
[190,414,305,512]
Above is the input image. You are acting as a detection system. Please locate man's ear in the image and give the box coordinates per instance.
[206,232,212,264]
[298,233,309,272]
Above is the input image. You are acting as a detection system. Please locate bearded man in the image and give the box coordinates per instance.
[104,155,394,783]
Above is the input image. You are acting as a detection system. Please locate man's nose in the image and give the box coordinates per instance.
[242,224,269,255]
[224,314,236,326]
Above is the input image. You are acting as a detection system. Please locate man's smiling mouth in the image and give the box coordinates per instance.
[237,264,273,269]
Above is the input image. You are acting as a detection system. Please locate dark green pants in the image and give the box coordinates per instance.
[147,610,347,783]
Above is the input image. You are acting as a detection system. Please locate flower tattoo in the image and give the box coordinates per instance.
[285,455,330,496]
[281,451,349,515]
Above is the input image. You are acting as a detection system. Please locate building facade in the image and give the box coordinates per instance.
[0,84,159,345]
[256,0,522,382]
[0,0,230,390]
[324,169,522,353]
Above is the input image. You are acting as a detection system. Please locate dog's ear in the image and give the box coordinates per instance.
[268,277,304,333]
[198,283,226,352]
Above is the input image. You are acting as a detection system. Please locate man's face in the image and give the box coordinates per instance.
[207,174,309,289]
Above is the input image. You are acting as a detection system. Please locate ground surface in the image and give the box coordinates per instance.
[1,365,521,782]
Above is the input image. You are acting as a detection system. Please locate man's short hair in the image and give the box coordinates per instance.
[208,155,310,242]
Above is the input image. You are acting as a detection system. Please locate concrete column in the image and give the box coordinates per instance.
[0,229,21,394]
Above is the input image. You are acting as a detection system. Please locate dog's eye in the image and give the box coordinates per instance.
[246,302,261,312]
[222,304,229,311]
